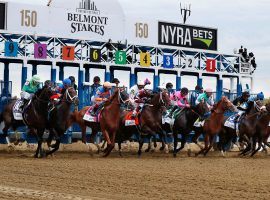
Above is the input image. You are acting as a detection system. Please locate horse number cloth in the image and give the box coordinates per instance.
[125,112,139,126]
[13,99,24,120]
[83,107,98,122]
[224,115,239,130]
[193,118,205,127]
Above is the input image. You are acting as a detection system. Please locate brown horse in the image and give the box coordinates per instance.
[46,87,79,156]
[195,96,237,156]
[137,90,171,157]
[247,103,270,156]
[99,87,130,157]
[0,86,53,157]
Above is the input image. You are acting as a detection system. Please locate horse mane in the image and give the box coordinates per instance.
[246,101,255,114]
[104,88,119,106]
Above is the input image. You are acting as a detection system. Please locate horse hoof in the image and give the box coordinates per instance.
[195,153,199,157]
[173,153,177,158]
[145,149,150,153]
[159,147,165,151]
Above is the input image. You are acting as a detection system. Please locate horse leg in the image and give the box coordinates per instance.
[46,131,61,157]
[251,137,262,157]
[173,128,179,157]
[118,141,123,157]
[196,134,209,157]
[3,125,13,148]
[102,130,114,157]
[176,133,187,154]
[145,136,151,153]
[138,135,144,157]
[35,130,44,158]
[204,135,214,156]
[192,128,204,150]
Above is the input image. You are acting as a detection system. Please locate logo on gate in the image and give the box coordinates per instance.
[67,0,109,35]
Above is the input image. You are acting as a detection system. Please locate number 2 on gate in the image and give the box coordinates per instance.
[140,53,151,67]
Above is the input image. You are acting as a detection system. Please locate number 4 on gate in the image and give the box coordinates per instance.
[5,42,18,57]
[140,52,151,67]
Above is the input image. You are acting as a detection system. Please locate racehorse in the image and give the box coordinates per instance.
[137,90,171,157]
[68,88,129,154]
[218,100,261,156]
[195,96,237,156]
[0,86,53,157]
[241,103,270,156]
[99,87,129,157]
[172,101,209,157]
[46,87,79,156]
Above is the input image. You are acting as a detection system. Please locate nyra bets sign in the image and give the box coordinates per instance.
[158,21,218,51]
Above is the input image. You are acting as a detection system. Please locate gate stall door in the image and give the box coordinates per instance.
[8,64,22,97]
[62,66,79,86]
[36,65,51,83]
[137,72,154,89]
[181,75,197,90]
[89,68,105,84]
[113,70,130,89]
[0,3,6,30]
[159,73,176,89]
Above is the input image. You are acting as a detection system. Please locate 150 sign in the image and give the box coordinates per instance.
[135,23,148,38]
[20,10,37,27]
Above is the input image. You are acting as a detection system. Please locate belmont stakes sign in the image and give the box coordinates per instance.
[158,21,218,51]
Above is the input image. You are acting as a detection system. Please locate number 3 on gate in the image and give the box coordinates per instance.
[140,52,151,67]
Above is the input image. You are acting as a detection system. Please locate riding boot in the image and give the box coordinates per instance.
[19,99,27,111]
[168,106,178,118]
[132,106,141,118]
[90,105,99,116]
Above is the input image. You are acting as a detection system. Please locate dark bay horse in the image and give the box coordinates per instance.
[195,96,237,156]
[218,100,261,156]
[137,90,171,157]
[172,102,209,157]
[99,87,129,157]
[46,87,79,156]
[0,86,53,157]
[243,103,270,156]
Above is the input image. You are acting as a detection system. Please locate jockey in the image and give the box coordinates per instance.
[132,84,152,118]
[49,79,71,109]
[69,76,78,90]
[90,82,112,115]
[195,88,214,119]
[20,75,41,109]
[129,79,151,102]
[90,76,101,102]
[166,82,174,96]
[233,91,250,114]
[195,88,214,108]
[168,87,190,118]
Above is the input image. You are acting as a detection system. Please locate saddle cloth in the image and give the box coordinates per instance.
[13,99,24,120]
[125,112,139,126]
[83,106,100,123]
[193,118,205,127]
[224,114,239,130]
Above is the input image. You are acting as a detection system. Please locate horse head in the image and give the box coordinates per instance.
[150,90,171,108]
[35,86,54,103]
[64,87,79,106]
[216,96,237,113]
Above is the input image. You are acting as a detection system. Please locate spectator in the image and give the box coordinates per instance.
[69,76,78,90]
[90,76,101,98]
[190,85,203,106]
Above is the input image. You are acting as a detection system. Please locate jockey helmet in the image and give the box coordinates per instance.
[137,80,145,86]
[257,92,264,100]
[63,78,72,87]
[181,87,189,95]
[69,76,75,83]
[103,82,112,88]
[242,91,250,98]
[205,88,213,93]
[144,78,151,85]
[112,78,120,84]
[93,76,101,83]
[166,82,173,89]
[31,75,41,85]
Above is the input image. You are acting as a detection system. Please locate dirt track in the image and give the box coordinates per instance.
[0,143,269,200]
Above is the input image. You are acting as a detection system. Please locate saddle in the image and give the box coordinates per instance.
[83,106,101,122]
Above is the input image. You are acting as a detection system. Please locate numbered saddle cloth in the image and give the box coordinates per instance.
[125,112,139,126]
[193,118,205,127]
[13,99,24,120]
[83,106,100,123]
[224,114,239,130]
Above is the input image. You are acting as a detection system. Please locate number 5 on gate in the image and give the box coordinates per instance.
[140,53,151,67]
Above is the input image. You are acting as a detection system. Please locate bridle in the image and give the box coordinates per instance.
[64,87,78,104]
